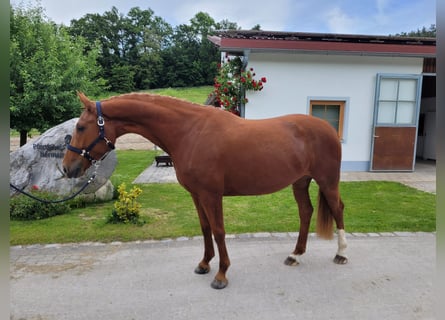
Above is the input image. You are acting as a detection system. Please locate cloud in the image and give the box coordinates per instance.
[376,0,390,12]
[325,7,358,34]
[374,0,391,25]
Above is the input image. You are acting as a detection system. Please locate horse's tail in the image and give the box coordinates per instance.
[316,190,334,240]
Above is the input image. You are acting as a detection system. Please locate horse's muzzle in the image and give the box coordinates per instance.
[63,162,84,178]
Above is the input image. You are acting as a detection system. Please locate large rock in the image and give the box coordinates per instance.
[10,118,117,201]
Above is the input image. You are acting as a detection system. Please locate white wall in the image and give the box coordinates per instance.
[245,53,423,168]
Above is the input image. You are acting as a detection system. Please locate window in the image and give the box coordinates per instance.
[310,100,345,139]
[376,77,420,125]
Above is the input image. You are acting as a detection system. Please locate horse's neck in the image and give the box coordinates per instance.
[107,96,203,154]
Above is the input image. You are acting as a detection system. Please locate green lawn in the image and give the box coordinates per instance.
[10,150,436,245]
[147,86,213,104]
[94,86,213,104]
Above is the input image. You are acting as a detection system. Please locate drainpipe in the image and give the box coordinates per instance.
[239,49,250,118]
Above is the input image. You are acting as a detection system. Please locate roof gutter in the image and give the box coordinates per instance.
[208,35,436,58]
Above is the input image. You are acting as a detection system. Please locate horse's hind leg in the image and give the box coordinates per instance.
[285,176,314,266]
[318,183,348,265]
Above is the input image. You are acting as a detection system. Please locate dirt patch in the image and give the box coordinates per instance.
[114,133,155,150]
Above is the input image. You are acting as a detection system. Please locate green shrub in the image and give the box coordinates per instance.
[107,183,144,225]
[10,189,71,220]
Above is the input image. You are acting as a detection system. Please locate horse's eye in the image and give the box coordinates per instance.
[76,125,85,132]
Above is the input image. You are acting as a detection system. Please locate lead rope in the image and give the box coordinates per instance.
[9,160,101,204]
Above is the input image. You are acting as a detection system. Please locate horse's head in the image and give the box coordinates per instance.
[62,92,116,178]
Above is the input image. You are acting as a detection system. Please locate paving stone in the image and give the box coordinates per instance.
[253,232,271,238]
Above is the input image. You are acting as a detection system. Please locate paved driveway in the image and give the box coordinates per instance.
[11,232,435,320]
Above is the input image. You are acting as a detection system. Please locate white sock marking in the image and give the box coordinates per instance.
[337,229,348,257]
[288,253,301,264]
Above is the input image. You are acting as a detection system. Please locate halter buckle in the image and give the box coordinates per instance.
[97,116,105,126]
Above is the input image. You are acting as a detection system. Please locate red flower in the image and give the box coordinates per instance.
[32,185,39,190]
[210,57,267,116]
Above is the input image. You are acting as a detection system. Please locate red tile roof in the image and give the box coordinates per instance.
[208,30,436,57]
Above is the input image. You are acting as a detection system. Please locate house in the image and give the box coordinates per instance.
[208,31,436,172]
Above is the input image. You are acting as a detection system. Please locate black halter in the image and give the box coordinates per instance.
[66,101,115,162]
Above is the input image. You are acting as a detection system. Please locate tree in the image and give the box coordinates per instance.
[10,4,105,146]
[394,24,436,37]
[160,12,226,88]
[215,19,240,31]
[69,6,173,91]
[125,7,172,89]
[67,7,238,90]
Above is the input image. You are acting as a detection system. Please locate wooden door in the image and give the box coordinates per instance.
[370,75,422,171]
[372,127,416,170]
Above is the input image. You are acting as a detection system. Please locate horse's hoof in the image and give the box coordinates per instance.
[211,278,228,289]
[194,265,210,274]
[284,256,299,266]
[333,254,348,264]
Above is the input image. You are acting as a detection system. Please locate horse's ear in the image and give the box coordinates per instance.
[77,91,94,112]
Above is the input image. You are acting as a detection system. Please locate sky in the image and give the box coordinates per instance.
[11,0,436,35]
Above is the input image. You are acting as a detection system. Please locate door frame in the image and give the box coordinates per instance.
[370,73,423,171]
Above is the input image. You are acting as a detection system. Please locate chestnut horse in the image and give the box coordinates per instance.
[62,92,348,289]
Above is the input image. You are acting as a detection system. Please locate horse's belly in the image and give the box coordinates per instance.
[223,165,303,196]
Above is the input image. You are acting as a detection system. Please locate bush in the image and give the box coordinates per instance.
[107,183,144,225]
[211,56,267,115]
[10,189,71,220]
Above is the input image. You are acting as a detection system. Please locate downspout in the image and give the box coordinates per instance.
[239,49,250,118]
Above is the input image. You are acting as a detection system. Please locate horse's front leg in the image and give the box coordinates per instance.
[191,194,214,274]
[194,192,230,289]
